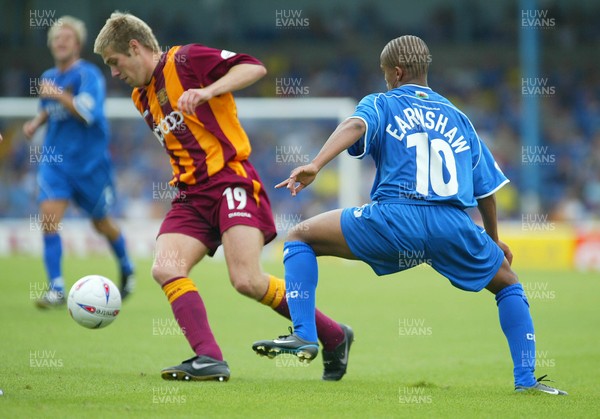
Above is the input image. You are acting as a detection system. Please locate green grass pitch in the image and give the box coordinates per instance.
[1,254,598,418]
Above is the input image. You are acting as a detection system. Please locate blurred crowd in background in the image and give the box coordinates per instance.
[1,0,599,223]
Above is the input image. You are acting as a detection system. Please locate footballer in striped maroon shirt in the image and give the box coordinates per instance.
[94,12,353,382]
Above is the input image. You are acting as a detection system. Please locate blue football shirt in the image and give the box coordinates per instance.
[39,59,110,173]
[348,84,508,208]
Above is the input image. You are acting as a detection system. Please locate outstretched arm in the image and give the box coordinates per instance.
[178,63,267,113]
[477,194,513,264]
[276,118,366,196]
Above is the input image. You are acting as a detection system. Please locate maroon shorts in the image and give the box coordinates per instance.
[158,161,277,256]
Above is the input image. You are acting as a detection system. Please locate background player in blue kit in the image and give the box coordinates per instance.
[23,16,135,308]
[253,35,567,395]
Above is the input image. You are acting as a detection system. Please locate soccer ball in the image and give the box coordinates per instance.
[67,275,121,329]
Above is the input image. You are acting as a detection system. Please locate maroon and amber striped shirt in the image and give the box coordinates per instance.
[132,44,262,186]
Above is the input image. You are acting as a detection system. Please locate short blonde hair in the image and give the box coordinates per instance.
[380,35,431,78]
[94,11,160,56]
[47,15,87,47]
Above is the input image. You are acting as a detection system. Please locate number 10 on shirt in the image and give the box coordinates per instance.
[406,132,458,198]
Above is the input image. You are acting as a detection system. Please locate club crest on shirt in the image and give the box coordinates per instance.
[157,88,169,106]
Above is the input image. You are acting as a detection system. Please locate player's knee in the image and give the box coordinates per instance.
[91,219,104,233]
[39,213,62,233]
[151,262,180,285]
[286,223,309,243]
[486,261,519,294]
[92,218,119,238]
[499,262,519,284]
[229,272,261,298]
[150,263,165,284]
[92,218,115,236]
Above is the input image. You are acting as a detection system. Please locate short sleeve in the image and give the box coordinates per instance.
[72,65,105,125]
[472,135,509,199]
[184,44,263,86]
[347,93,381,159]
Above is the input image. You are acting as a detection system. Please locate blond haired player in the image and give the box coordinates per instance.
[94,12,352,382]
[23,16,135,308]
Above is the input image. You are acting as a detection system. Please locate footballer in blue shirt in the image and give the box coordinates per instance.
[253,35,566,395]
[23,16,134,307]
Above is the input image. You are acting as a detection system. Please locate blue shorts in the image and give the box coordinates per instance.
[340,201,505,292]
[37,162,115,219]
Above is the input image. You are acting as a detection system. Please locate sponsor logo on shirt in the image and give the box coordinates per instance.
[153,111,186,145]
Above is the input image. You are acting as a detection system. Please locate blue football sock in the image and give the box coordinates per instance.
[43,233,63,292]
[109,233,134,275]
[495,283,537,387]
[283,241,318,343]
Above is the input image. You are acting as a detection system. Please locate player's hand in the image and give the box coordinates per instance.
[23,119,39,139]
[496,239,513,265]
[275,163,319,196]
[178,88,213,114]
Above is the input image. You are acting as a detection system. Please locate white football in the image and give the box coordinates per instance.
[67,275,121,329]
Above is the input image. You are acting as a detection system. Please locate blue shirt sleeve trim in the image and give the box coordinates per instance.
[346,116,368,159]
[474,178,510,200]
[72,92,95,125]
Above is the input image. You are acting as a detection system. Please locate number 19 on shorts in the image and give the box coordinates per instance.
[222,187,247,210]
